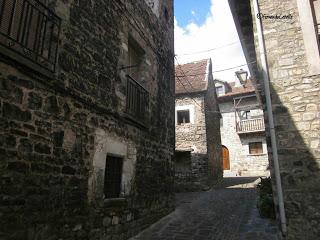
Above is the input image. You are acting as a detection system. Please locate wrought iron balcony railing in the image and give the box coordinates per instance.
[0,0,61,72]
[126,75,149,124]
[236,117,265,134]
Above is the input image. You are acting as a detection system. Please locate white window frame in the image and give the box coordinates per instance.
[297,0,320,75]
[216,86,224,96]
[175,105,195,125]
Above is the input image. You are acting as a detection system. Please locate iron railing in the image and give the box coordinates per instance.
[0,0,61,72]
[236,117,265,133]
[126,75,149,124]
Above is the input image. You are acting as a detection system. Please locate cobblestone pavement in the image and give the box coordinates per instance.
[130,177,281,240]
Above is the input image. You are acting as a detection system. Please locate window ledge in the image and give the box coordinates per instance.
[123,112,149,129]
[247,153,267,156]
[104,197,127,207]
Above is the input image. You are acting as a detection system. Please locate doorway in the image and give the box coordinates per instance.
[222,146,230,170]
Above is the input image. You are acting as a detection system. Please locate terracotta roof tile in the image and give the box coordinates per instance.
[218,79,255,100]
[175,59,209,94]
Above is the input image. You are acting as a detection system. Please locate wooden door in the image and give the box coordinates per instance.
[222,146,230,170]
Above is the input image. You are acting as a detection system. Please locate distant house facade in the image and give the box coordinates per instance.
[216,78,269,176]
[175,59,222,191]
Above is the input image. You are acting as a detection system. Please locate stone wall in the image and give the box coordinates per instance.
[219,100,269,176]
[175,89,222,191]
[175,95,209,190]
[252,0,320,238]
[0,0,175,239]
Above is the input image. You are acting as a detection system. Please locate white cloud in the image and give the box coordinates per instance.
[191,10,196,16]
[174,0,249,81]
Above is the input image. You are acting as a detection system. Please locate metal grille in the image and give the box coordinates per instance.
[104,156,123,199]
[126,75,149,124]
[0,0,61,72]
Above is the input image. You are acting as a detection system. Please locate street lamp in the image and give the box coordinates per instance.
[235,69,248,84]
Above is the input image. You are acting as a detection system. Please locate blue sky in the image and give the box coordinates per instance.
[174,0,248,81]
[174,0,211,27]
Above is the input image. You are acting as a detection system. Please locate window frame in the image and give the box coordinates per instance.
[248,142,264,155]
[175,105,195,125]
[216,86,224,96]
[177,109,190,125]
[104,155,124,199]
[127,36,145,82]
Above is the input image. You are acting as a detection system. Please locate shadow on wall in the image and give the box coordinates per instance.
[264,82,320,239]
[174,153,212,192]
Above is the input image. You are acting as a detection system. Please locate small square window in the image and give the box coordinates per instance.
[104,156,123,199]
[177,110,190,124]
[249,142,263,154]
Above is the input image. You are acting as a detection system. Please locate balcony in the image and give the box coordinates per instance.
[236,117,265,134]
[126,75,149,125]
[0,0,61,72]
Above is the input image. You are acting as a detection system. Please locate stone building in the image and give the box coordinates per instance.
[216,78,269,176]
[229,0,320,239]
[174,59,222,191]
[0,0,175,239]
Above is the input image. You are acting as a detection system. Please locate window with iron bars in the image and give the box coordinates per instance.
[125,36,149,124]
[0,0,61,73]
[126,75,149,124]
[104,155,123,199]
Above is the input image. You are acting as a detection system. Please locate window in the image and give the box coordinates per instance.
[216,86,224,96]
[249,142,263,154]
[128,36,144,81]
[241,110,251,120]
[0,0,61,73]
[177,110,190,124]
[126,75,149,124]
[104,156,123,199]
[175,105,194,124]
[126,36,148,124]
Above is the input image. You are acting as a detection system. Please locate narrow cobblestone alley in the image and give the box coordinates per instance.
[130,177,280,240]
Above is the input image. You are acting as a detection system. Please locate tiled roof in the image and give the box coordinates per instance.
[218,79,256,100]
[175,59,209,94]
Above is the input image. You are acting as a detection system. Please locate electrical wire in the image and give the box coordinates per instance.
[175,60,257,77]
[176,40,241,56]
[111,0,248,115]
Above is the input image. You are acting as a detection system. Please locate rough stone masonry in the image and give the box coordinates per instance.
[252,1,320,239]
[0,0,175,239]
[229,0,320,238]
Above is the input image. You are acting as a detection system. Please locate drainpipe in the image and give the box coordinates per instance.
[252,0,287,236]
